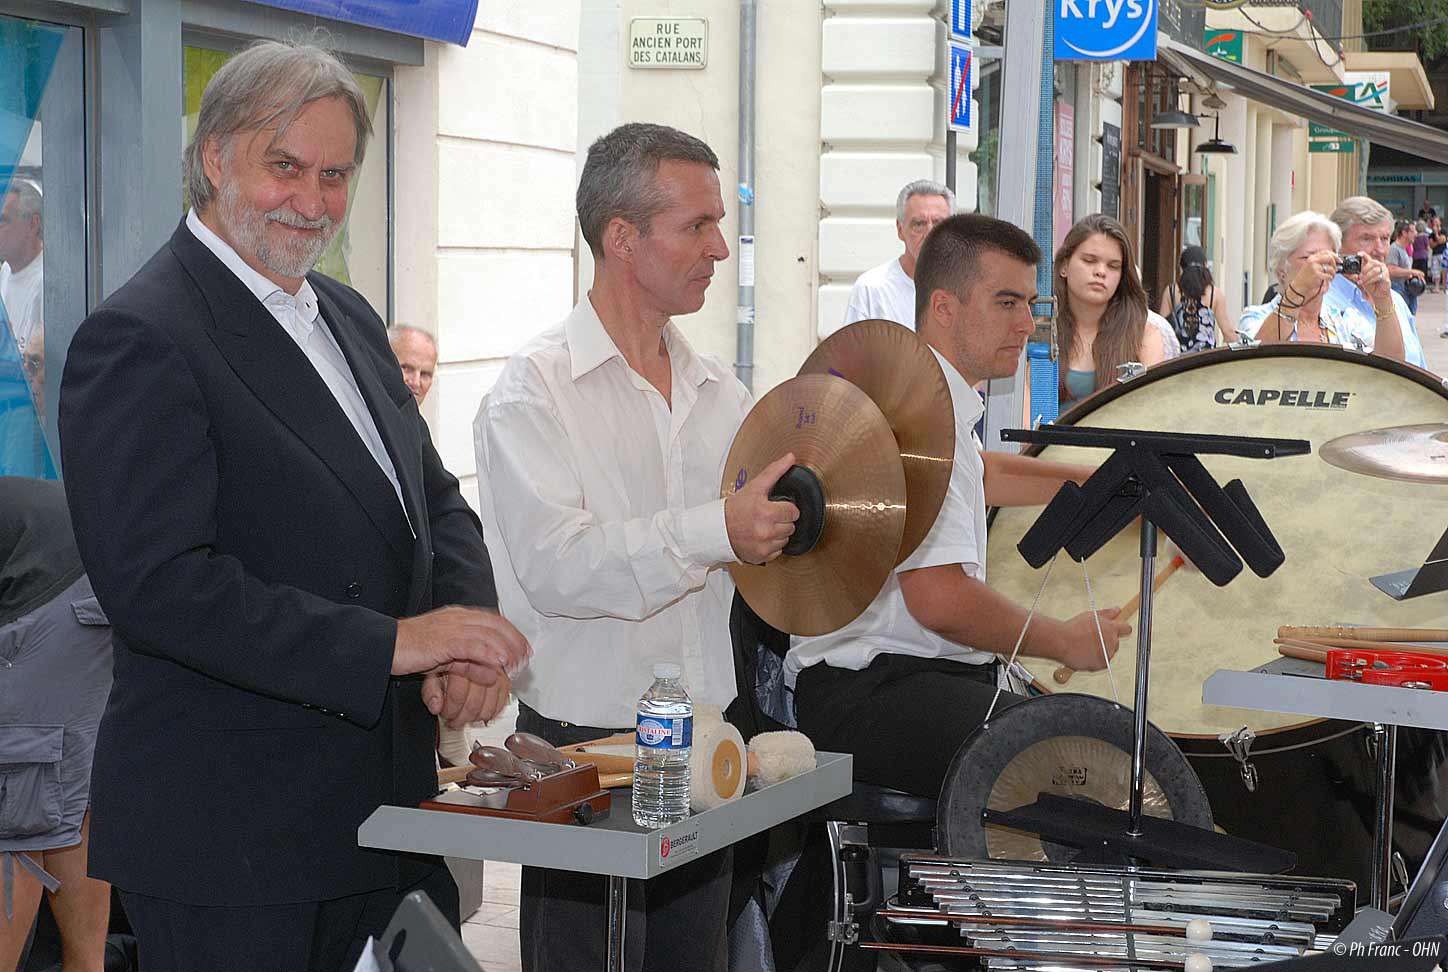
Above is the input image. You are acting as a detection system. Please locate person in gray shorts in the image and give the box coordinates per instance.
[0,476,114,972]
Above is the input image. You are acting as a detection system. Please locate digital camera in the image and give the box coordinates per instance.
[1337,254,1363,276]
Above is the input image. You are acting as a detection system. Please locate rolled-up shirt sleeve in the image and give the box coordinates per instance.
[482,394,733,622]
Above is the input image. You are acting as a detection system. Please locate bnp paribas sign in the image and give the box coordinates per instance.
[1055,0,1159,62]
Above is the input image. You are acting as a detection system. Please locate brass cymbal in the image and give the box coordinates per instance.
[799,320,954,563]
[1319,423,1448,485]
[722,374,907,636]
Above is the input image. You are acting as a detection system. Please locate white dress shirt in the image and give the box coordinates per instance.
[844,257,917,330]
[0,256,42,355]
[787,347,993,681]
[185,210,410,529]
[475,297,751,728]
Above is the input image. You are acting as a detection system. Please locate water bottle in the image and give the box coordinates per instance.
[633,662,692,828]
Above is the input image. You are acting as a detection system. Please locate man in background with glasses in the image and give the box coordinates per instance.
[842,179,955,330]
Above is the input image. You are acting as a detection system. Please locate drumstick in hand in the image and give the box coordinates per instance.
[1054,555,1185,685]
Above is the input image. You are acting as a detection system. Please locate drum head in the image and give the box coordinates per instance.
[937,694,1212,862]
[989,346,1448,739]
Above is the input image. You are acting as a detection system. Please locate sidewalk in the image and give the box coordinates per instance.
[1416,288,1447,378]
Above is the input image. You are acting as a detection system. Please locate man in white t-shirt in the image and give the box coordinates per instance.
[789,214,1133,798]
[842,180,954,329]
[0,179,44,364]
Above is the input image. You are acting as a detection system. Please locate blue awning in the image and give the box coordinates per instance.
[242,0,479,46]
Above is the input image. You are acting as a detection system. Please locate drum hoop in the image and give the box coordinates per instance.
[996,344,1448,740]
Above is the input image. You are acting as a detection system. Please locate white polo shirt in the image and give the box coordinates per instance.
[786,347,993,682]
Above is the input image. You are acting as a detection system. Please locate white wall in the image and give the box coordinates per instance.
[393,4,582,507]
[817,0,977,339]
[575,0,824,396]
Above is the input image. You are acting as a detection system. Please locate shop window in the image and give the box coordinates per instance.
[0,14,84,479]
[181,44,390,314]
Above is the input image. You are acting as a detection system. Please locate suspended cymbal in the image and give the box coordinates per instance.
[1319,423,1448,485]
[799,320,954,563]
[722,374,907,636]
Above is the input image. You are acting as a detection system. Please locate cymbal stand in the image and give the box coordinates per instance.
[997,425,1309,866]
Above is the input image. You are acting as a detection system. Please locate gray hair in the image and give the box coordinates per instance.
[896,180,955,224]
[1267,210,1341,281]
[184,39,372,212]
[387,324,437,352]
[4,178,42,241]
[1328,196,1393,239]
[1416,220,1429,233]
[576,123,719,258]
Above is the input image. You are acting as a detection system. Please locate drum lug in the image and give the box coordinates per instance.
[828,897,859,944]
[1219,727,1259,793]
[1115,361,1147,383]
[1229,334,1260,350]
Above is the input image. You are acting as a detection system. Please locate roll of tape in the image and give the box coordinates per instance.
[689,722,747,811]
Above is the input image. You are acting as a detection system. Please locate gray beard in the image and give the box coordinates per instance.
[217,181,339,281]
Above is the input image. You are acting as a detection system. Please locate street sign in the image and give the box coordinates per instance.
[950,0,972,42]
[1343,71,1391,112]
[1309,138,1355,154]
[1203,29,1242,63]
[948,42,974,134]
[1054,0,1159,61]
[628,18,707,70]
[1308,82,1358,152]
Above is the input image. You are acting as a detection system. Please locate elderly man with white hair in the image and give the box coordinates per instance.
[58,40,527,969]
[843,179,955,329]
[1323,196,1426,366]
[1237,210,1404,361]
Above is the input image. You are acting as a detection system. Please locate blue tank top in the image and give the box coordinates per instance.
[1066,369,1096,401]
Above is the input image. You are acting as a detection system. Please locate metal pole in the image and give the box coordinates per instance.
[1370,723,1398,912]
[1128,519,1159,838]
[946,130,957,194]
[734,0,757,392]
[606,874,627,971]
[982,0,1047,452]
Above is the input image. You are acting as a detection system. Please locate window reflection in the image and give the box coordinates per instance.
[0,15,68,479]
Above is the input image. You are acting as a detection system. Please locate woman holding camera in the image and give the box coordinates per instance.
[1238,210,1405,361]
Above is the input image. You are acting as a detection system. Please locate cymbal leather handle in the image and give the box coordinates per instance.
[770,464,826,556]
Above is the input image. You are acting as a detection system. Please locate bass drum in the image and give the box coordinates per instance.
[988,345,1448,893]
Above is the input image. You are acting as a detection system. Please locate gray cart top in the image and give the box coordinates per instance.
[1203,647,1448,732]
[358,752,853,880]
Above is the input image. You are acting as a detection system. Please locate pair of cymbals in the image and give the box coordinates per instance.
[1319,423,1448,485]
[721,321,956,636]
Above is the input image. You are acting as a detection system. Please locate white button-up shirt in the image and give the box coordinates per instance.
[787,347,994,681]
[185,209,410,530]
[475,297,751,728]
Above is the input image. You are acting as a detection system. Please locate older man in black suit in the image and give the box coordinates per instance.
[57,40,528,972]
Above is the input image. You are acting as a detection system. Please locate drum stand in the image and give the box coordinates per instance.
[1371,523,1448,600]
[989,425,1309,869]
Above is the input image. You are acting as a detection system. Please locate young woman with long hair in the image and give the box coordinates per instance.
[1054,214,1171,402]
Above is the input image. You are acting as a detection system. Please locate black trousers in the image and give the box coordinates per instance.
[516,703,732,972]
[793,654,1024,798]
[118,857,458,972]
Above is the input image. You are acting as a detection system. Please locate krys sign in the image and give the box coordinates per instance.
[1055,0,1159,62]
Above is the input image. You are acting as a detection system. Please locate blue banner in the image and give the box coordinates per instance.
[241,0,480,46]
[1054,0,1159,62]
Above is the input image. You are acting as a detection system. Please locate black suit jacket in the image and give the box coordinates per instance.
[58,222,495,905]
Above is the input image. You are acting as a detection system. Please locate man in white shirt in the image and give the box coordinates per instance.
[842,179,954,329]
[475,123,798,972]
[1325,196,1426,367]
[0,178,44,363]
[790,214,1132,799]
